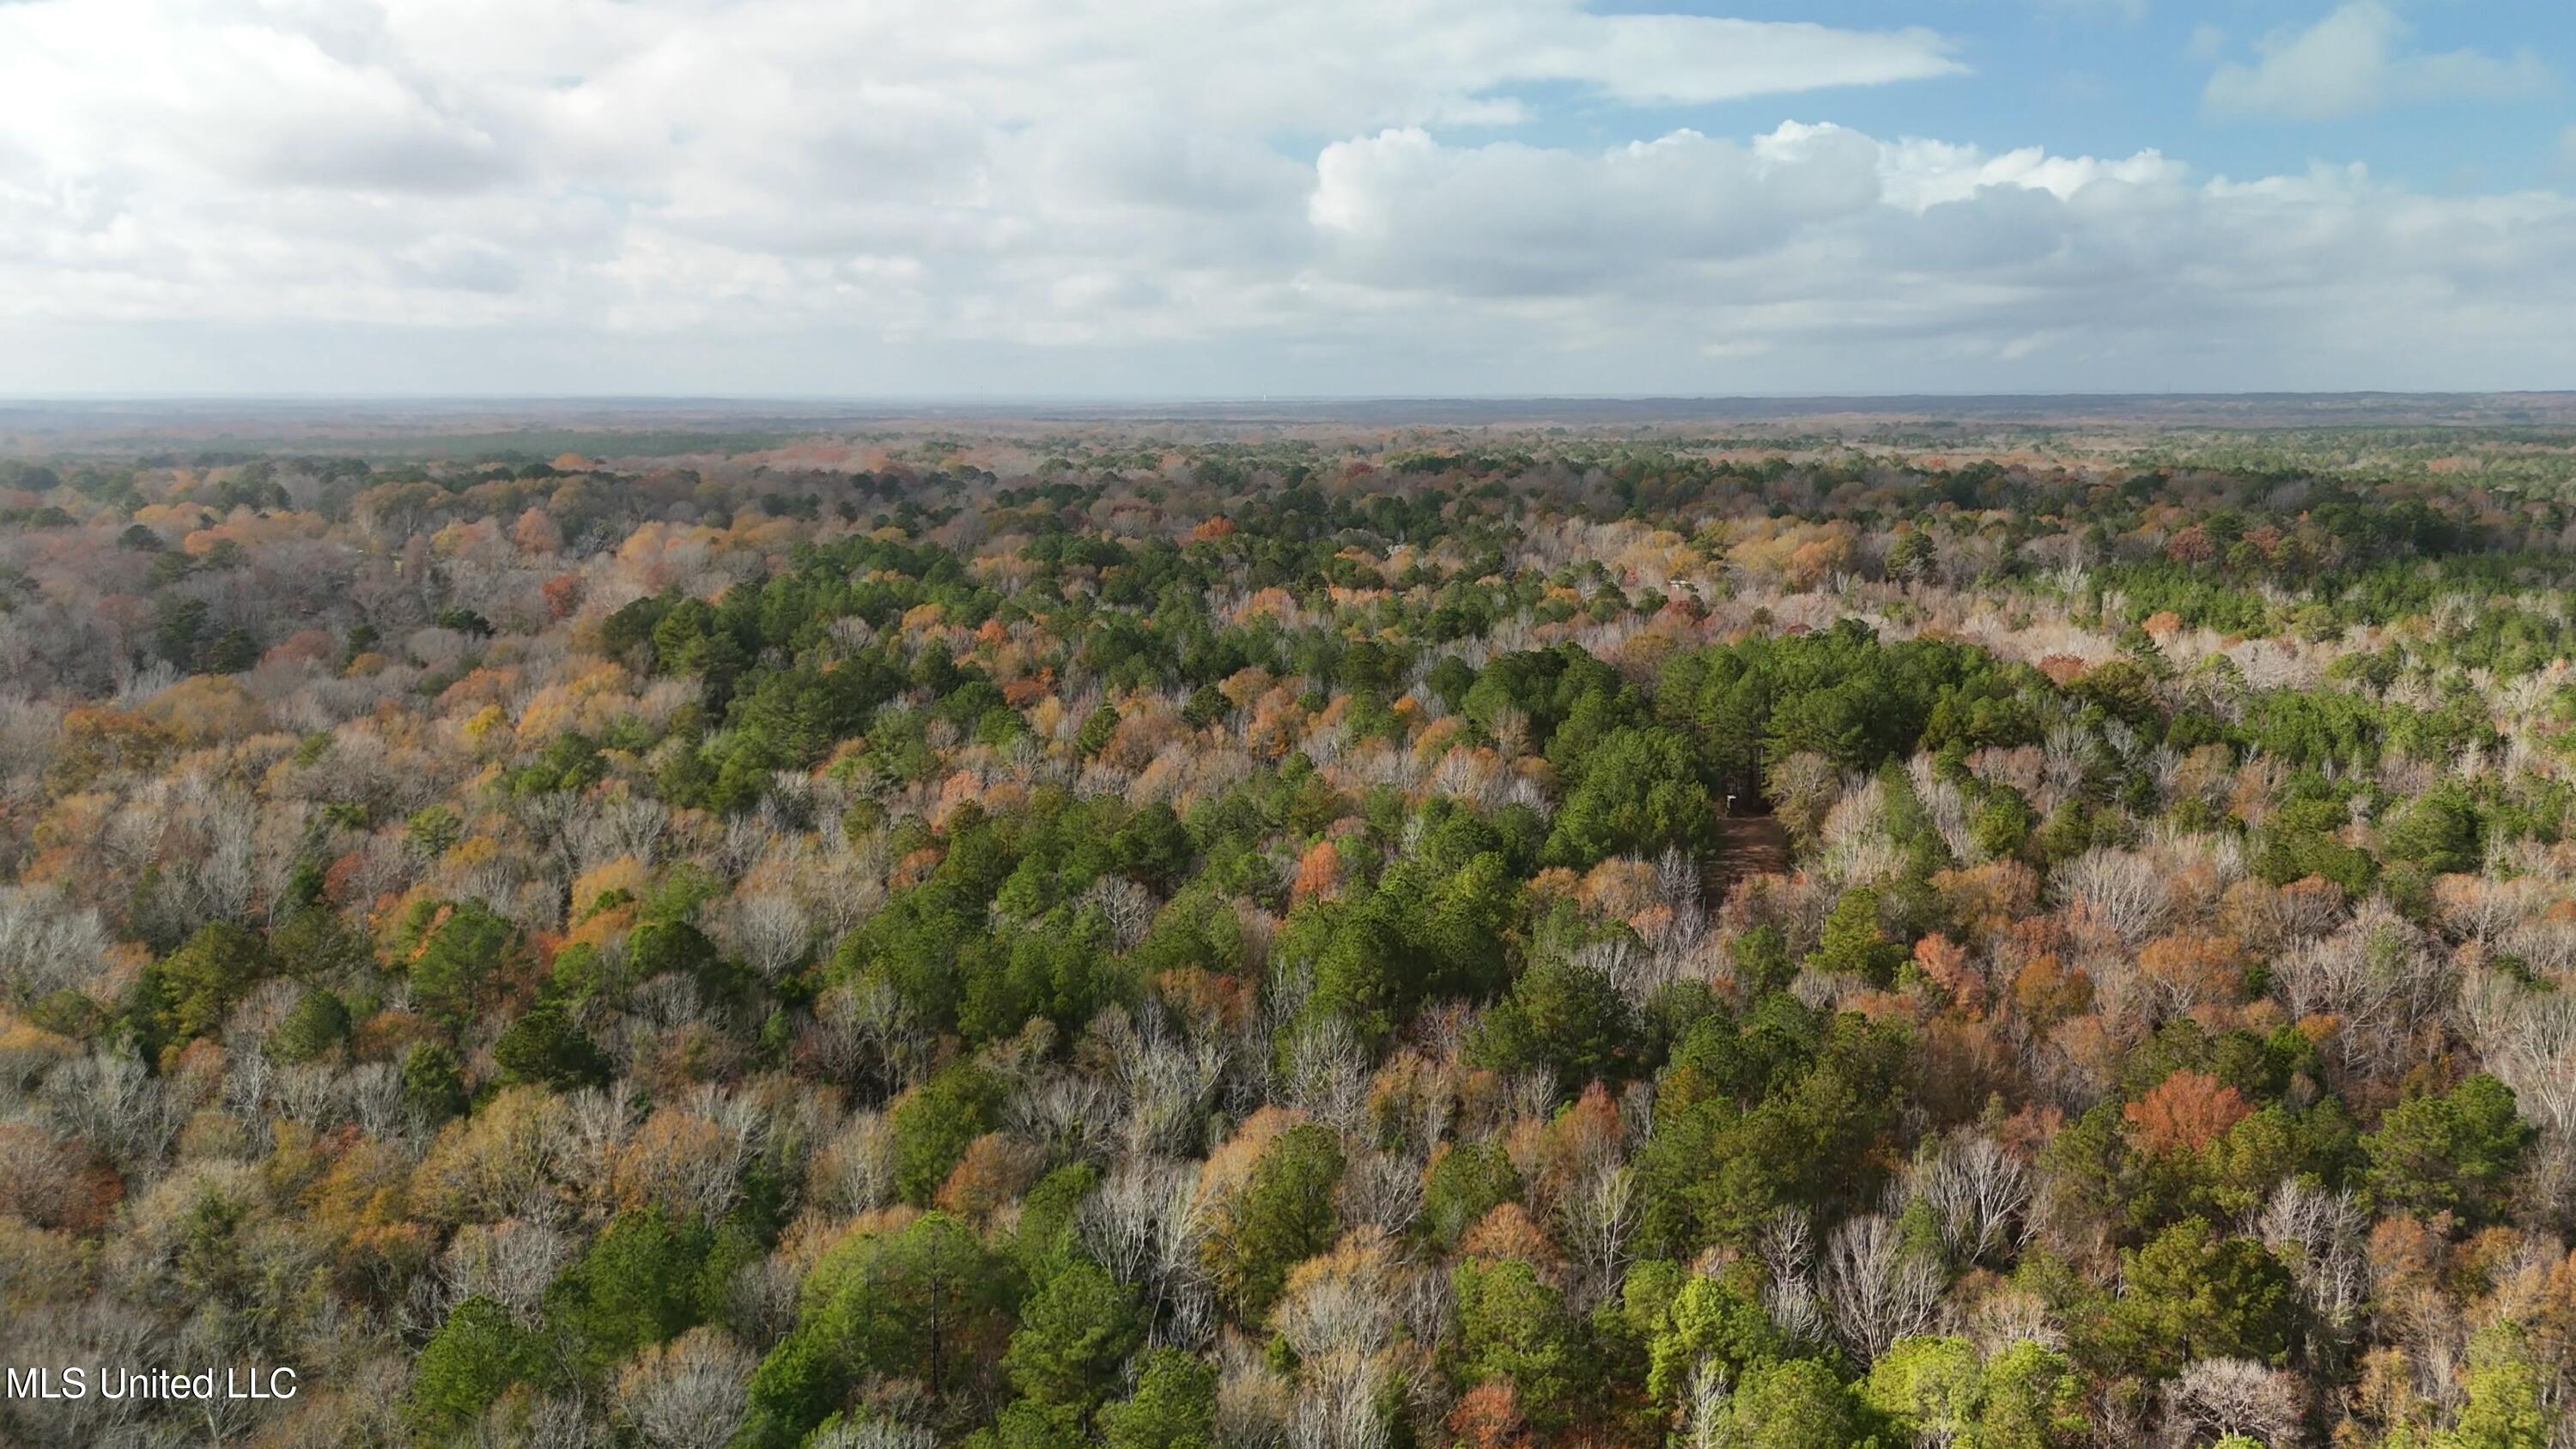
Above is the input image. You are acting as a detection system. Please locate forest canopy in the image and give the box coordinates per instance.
[4,422,2576,1447]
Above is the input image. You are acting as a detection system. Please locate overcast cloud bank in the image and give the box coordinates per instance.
[1,0,2568,394]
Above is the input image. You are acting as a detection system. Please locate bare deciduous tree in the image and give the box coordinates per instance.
[615,1326,756,1449]
[1081,1156,1209,1343]
[817,1109,897,1215]
[1681,1360,1732,1449]
[1009,1066,1122,1166]
[732,892,811,980]
[2257,1179,2368,1359]
[1081,874,1161,952]
[1819,1212,1947,1364]
[1750,1204,1830,1342]
[43,1047,190,1172]
[807,977,932,1100]
[1914,1133,2032,1266]
[2160,1358,2304,1448]
[1338,1149,1425,1236]
[1100,1004,1229,1157]
[1558,1164,1638,1312]
[2461,967,2576,1153]
[1281,1014,1370,1134]
[441,1219,574,1320]
[0,885,110,1002]
[2057,846,2172,944]
[2273,898,2446,1084]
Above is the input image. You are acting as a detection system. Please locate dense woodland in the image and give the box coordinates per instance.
[8,427,2576,1448]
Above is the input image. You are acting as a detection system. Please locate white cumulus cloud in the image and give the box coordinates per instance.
[0,0,2570,394]
[2204,1,2551,122]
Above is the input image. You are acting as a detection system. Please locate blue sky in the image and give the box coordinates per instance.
[1783,1,2566,184]
[1534,1,2569,191]
[0,0,2570,396]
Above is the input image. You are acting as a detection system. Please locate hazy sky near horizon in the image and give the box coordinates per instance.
[3,0,2572,397]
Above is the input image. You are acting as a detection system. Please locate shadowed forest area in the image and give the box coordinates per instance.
[5,406,2576,1447]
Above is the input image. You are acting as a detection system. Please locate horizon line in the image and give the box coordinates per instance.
[5,388,2573,406]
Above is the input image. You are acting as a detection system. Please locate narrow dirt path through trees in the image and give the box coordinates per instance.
[1708,811,1791,899]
